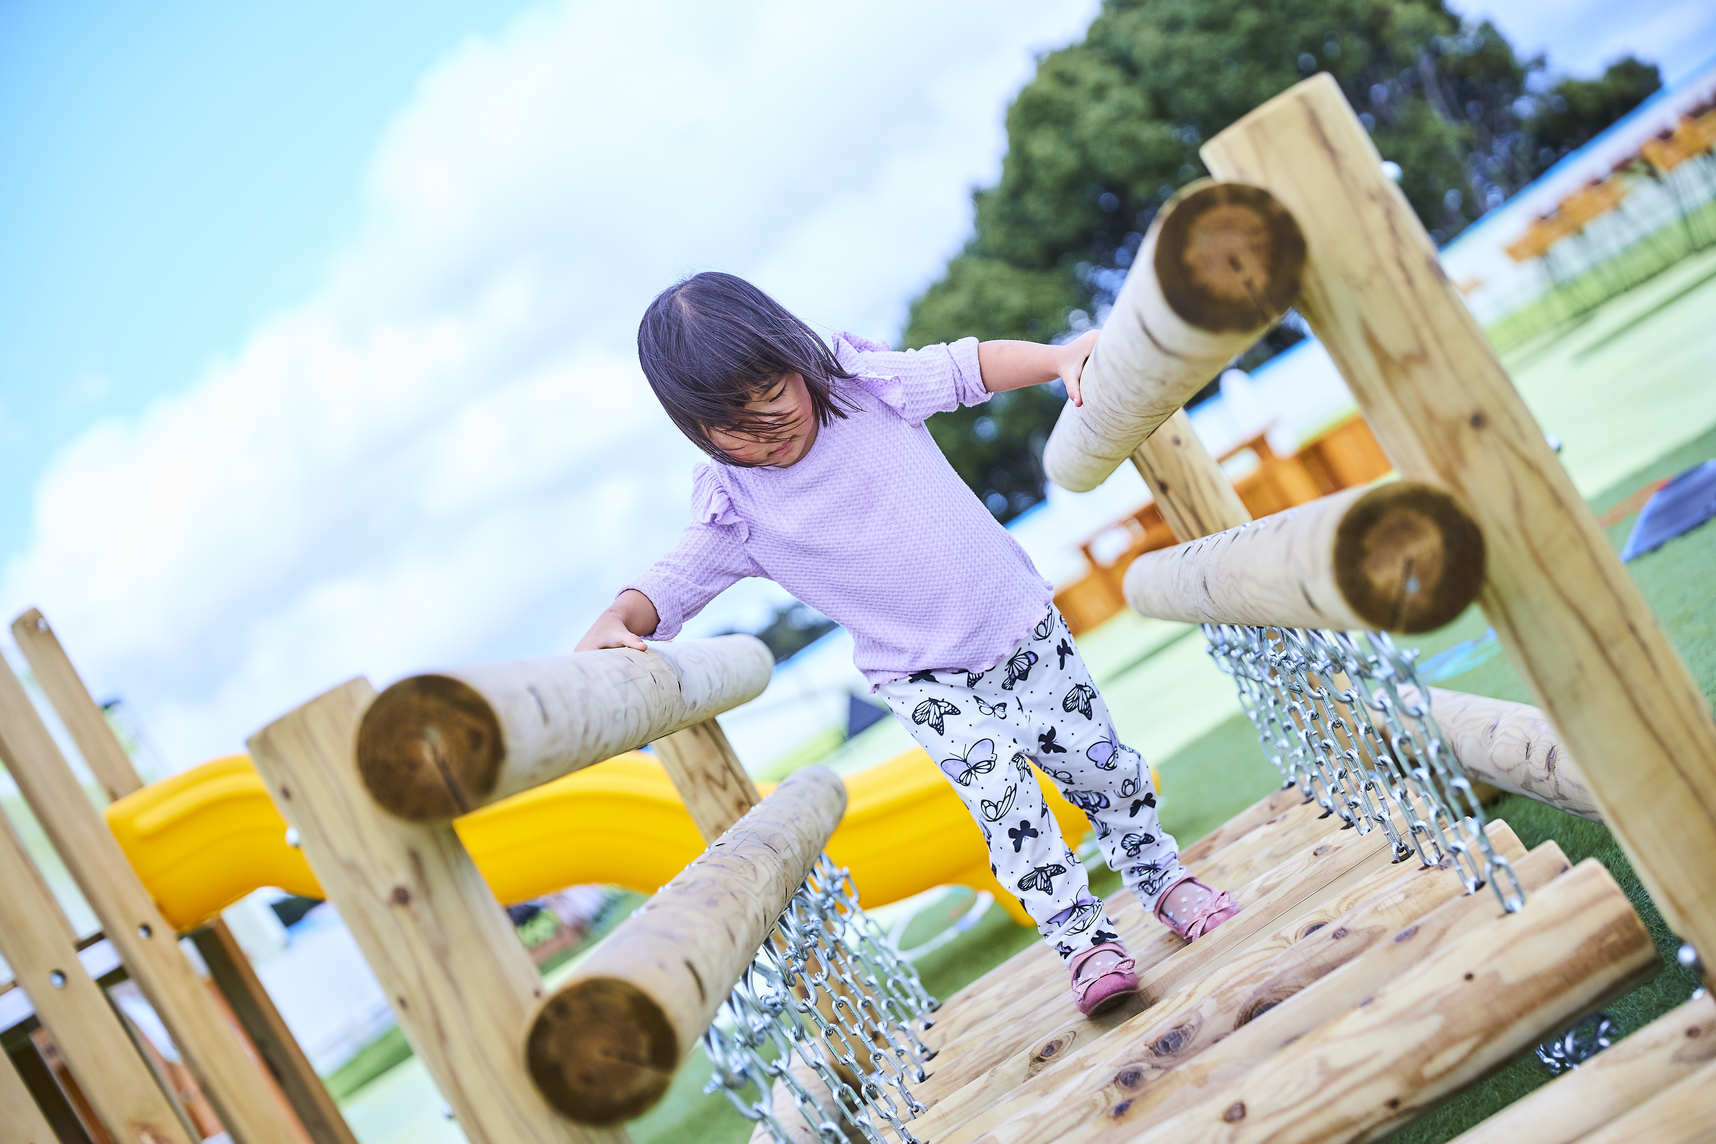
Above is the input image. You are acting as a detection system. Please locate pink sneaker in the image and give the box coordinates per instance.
[1068,942,1138,1016]
[1154,875,1239,940]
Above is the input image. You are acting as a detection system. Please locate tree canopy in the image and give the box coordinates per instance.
[906,0,1660,520]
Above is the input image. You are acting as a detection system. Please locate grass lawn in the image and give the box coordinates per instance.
[337,251,1716,1143]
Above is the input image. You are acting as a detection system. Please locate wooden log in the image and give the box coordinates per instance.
[1573,1057,1716,1144]
[1127,409,1251,543]
[0,655,285,1143]
[523,767,846,1124]
[0,811,194,1144]
[1179,786,1305,867]
[650,718,763,839]
[1202,71,1716,987]
[1124,858,1654,1144]
[921,825,1525,1139]
[1449,992,1716,1144]
[1122,482,1484,634]
[247,678,622,1144]
[0,1046,58,1144]
[1018,841,1573,1141]
[1414,686,1599,821]
[918,809,1393,1107]
[12,607,357,1144]
[1043,181,1305,492]
[355,636,773,821]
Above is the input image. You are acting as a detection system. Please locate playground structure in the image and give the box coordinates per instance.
[2,73,1715,1143]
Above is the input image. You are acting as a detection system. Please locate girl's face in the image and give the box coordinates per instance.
[706,372,817,467]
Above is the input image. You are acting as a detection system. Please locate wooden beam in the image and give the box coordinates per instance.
[523,768,846,1124]
[1179,785,1305,866]
[0,808,195,1143]
[1417,686,1599,821]
[0,655,286,1143]
[1450,992,1715,1143]
[1202,71,1716,985]
[650,718,763,839]
[1122,481,1485,633]
[1572,1057,1716,1144]
[1127,409,1252,541]
[1044,181,1305,492]
[247,677,622,1143]
[12,607,357,1144]
[0,1043,58,1144]
[355,636,773,821]
[1126,859,1654,1144]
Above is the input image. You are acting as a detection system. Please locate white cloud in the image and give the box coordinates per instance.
[2,0,1098,767]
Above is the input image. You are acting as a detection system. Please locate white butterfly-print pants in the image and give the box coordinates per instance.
[878,608,1186,963]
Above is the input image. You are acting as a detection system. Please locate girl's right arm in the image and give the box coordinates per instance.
[576,589,659,652]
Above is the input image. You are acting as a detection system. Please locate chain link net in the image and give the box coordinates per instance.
[702,854,938,1143]
[1203,623,1525,912]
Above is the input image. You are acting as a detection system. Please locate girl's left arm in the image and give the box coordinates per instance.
[976,329,1099,406]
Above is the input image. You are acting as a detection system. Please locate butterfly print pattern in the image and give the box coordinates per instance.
[879,607,1187,962]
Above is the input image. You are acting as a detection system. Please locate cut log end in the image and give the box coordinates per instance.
[525,977,680,1124]
[355,674,504,821]
[1334,483,1486,633]
[1154,182,1307,333]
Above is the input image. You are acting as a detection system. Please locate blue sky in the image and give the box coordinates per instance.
[0,1,536,559]
[0,0,1712,770]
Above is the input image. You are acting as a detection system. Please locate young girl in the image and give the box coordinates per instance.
[579,272,1238,1015]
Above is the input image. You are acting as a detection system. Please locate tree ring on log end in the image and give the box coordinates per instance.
[1154,182,1306,333]
[356,674,504,821]
[1334,483,1486,633]
[525,977,679,1124]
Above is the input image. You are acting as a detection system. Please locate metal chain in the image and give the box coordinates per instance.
[1204,623,1525,912]
[702,852,938,1143]
[1535,1012,1616,1074]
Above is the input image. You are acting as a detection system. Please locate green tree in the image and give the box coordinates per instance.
[907,0,1658,519]
[1527,57,1662,169]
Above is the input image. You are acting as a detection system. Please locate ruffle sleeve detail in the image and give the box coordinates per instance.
[833,332,988,425]
[691,463,748,540]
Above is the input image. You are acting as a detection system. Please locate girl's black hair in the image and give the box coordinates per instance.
[637,271,856,464]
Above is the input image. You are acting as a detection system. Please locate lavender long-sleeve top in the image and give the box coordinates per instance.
[623,333,1054,688]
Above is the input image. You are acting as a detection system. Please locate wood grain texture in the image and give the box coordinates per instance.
[0,1046,59,1144]
[1179,786,1305,867]
[650,718,763,840]
[938,824,1530,1144]
[1416,686,1600,821]
[1450,992,1716,1144]
[1127,410,1252,542]
[356,636,773,821]
[1122,482,1484,633]
[524,768,846,1124]
[0,655,284,1144]
[247,677,621,1143]
[1044,181,1304,492]
[13,607,355,1144]
[1202,71,1716,984]
[1126,859,1654,1144]
[1573,1057,1716,1144]
[0,809,195,1144]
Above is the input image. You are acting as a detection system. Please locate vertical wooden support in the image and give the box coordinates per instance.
[247,678,626,1143]
[11,608,357,1144]
[1202,73,1716,981]
[5,1042,85,1144]
[1,1038,70,1144]
[652,719,763,839]
[0,657,286,1143]
[0,810,195,1143]
[1129,409,1253,540]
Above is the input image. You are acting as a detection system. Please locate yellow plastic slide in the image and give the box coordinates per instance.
[106,750,1156,933]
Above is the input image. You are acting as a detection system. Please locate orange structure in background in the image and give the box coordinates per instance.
[1054,412,1392,634]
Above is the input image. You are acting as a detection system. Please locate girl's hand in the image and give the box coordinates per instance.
[576,610,649,653]
[1058,329,1099,407]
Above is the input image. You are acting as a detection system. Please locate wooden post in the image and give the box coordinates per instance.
[11,608,357,1144]
[0,656,286,1143]
[355,636,773,821]
[1043,181,1305,492]
[1415,687,1599,821]
[1449,992,1716,1144]
[0,1045,60,1144]
[523,768,846,1124]
[1202,72,1716,983]
[1127,410,1251,541]
[1121,481,1485,633]
[0,810,196,1143]
[1129,860,1654,1144]
[651,718,763,839]
[247,678,623,1143]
